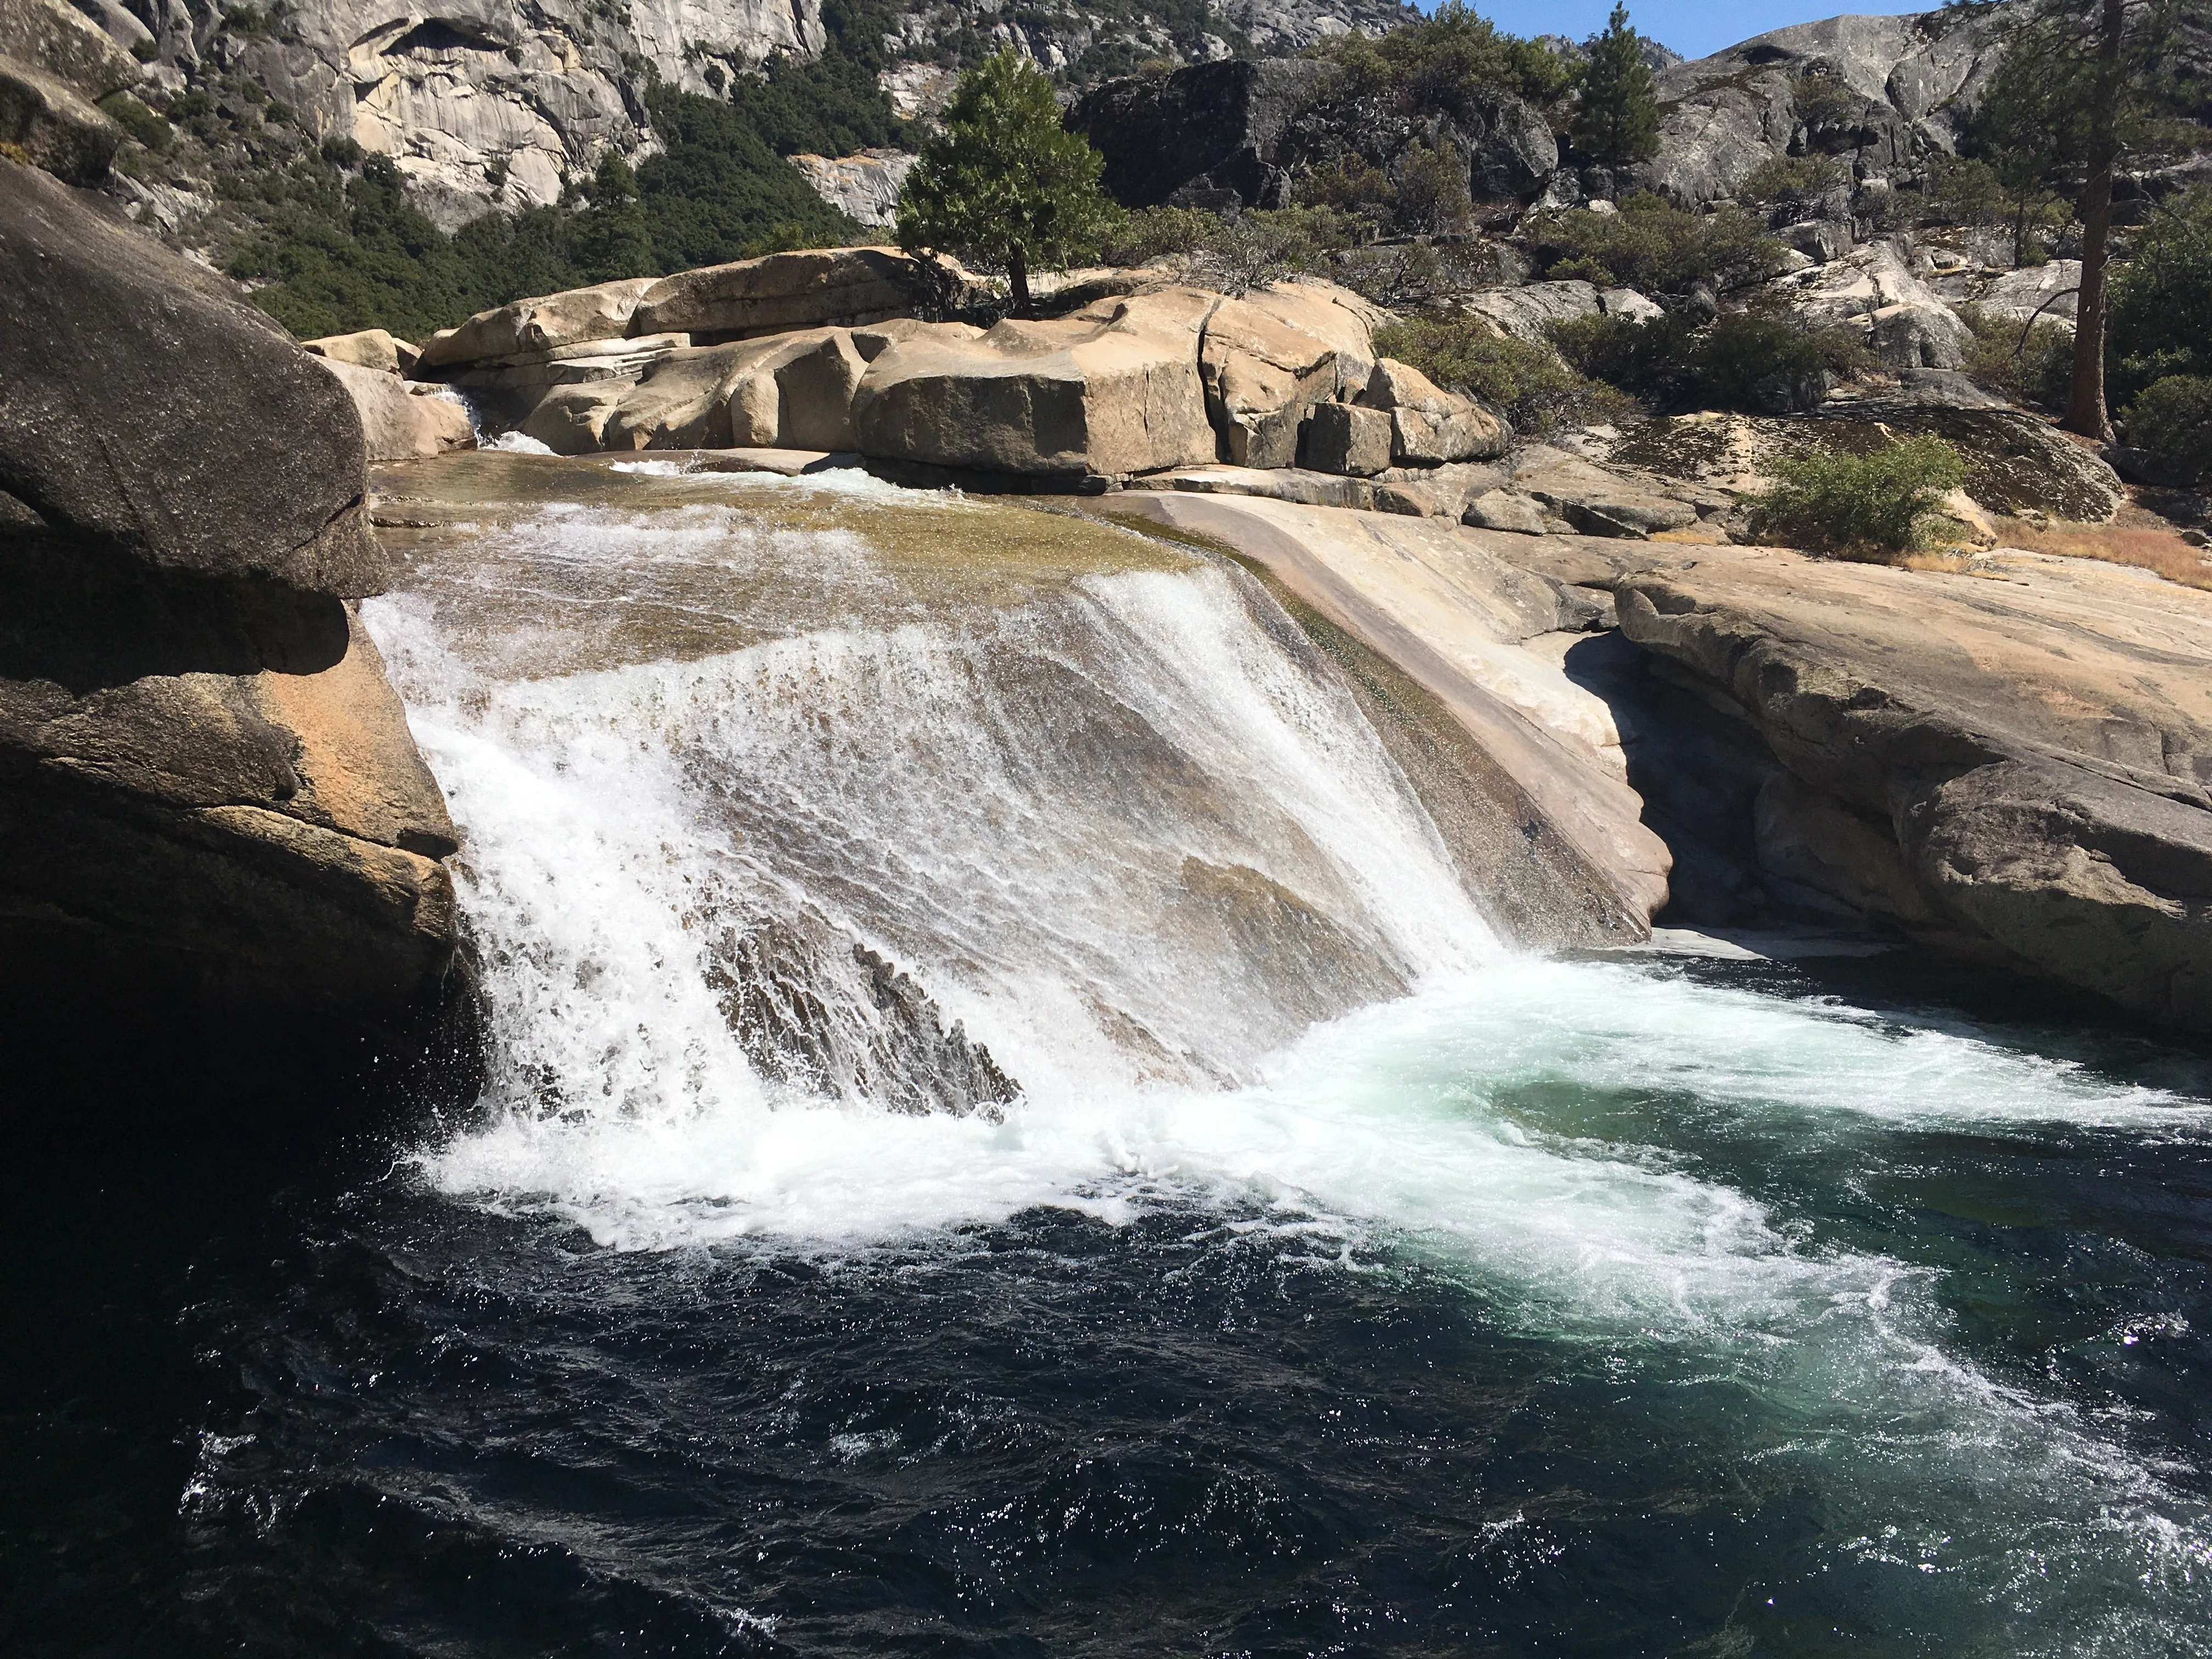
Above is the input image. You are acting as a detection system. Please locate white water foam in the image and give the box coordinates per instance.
[364,489,2212,1645]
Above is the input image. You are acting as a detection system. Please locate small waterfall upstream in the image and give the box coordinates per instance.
[370,476,1491,1107]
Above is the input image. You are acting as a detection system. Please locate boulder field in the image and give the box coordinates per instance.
[396,249,1508,487]
[0,159,461,1025]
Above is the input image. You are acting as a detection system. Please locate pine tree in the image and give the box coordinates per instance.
[566,153,654,284]
[895,50,1115,312]
[1953,0,2212,439]
[1572,5,1661,169]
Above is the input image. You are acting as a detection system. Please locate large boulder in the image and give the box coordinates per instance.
[315,358,477,462]
[415,276,660,373]
[306,328,421,375]
[1453,280,1605,343]
[1357,358,1509,465]
[515,326,883,454]
[0,160,458,1022]
[1972,259,2083,325]
[851,289,1217,479]
[0,161,382,594]
[1304,402,1395,477]
[630,246,970,342]
[1198,281,1381,467]
[1065,58,1330,209]
[1764,239,1972,370]
[1462,92,1560,201]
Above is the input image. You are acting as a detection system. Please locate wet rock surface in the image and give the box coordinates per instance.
[1103,489,1673,946]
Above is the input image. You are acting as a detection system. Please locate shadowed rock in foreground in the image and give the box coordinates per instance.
[0,159,461,1024]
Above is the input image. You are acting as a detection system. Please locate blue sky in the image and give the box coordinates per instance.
[1464,0,1930,63]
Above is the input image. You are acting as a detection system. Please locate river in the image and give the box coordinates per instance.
[7,456,2210,1657]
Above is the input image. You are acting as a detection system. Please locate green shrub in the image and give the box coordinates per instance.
[2108,187,2212,408]
[1547,309,1694,392]
[1791,71,1863,129]
[1389,141,1473,236]
[1737,155,1848,222]
[636,84,856,272]
[2124,376,2212,485]
[1920,155,2006,227]
[1296,155,1396,241]
[1373,315,1629,435]
[1748,437,1968,557]
[98,91,172,153]
[1098,205,1222,264]
[1311,1,1572,114]
[1523,193,1786,293]
[1957,303,2072,410]
[1550,309,1870,410]
[1691,312,1874,410]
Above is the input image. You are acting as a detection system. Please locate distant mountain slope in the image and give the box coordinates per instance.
[108,0,1411,233]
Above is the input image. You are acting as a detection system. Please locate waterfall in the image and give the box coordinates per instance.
[363,473,1510,1229]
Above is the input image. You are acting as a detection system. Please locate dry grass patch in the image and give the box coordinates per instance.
[1989,511,2212,591]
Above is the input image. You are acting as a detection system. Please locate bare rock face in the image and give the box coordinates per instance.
[0,54,120,183]
[0,159,460,1023]
[1585,542,2212,1034]
[1646,11,2005,206]
[1763,239,1972,370]
[1967,260,2083,326]
[144,0,826,229]
[791,148,915,228]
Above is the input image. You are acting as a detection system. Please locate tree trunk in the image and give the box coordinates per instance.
[2063,0,2126,442]
[1008,246,1030,315]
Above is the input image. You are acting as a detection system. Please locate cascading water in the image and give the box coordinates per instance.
[22,456,2208,1658]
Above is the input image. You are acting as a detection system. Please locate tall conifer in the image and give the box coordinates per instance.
[1572,5,1661,169]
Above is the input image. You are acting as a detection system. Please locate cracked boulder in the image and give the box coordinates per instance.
[850,287,1218,479]
[1599,541,2212,1034]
